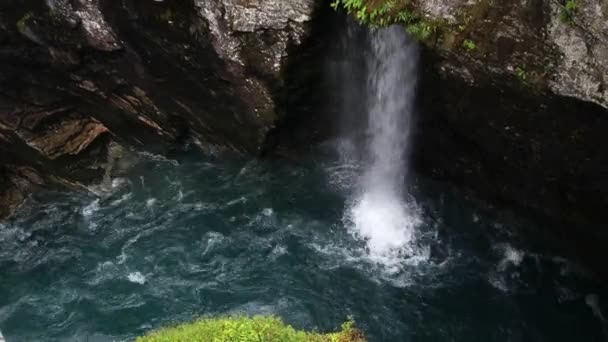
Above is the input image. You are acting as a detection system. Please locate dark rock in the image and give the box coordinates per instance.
[0,0,319,218]
[413,45,608,278]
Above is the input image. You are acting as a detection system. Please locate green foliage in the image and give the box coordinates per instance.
[137,316,365,342]
[16,12,33,31]
[462,39,477,50]
[515,66,528,81]
[407,22,434,40]
[331,0,400,25]
[330,0,440,41]
[560,0,578,23]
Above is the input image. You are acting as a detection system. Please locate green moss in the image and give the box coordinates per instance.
[16,12,33,31]
[137,316,366,342]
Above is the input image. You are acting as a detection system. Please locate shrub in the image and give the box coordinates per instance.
[136,315,366,342]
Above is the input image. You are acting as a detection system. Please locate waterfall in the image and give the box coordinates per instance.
[342,25,422,268]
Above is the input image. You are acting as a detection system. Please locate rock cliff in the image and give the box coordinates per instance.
[329,0,608,275]
[0,0,320,218]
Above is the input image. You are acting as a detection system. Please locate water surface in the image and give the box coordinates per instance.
[0,153,606,341]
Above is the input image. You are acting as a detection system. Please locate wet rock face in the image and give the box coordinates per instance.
[547,0,608,108]
[0,0,318,218]
[196,0,314,70]
[414,52,608,277]
[405,0,608,228]
[411,0,608,109]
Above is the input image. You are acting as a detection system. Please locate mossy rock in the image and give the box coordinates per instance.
[137,315,366,342]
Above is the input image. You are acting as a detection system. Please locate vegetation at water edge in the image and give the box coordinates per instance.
[136,315,366,342]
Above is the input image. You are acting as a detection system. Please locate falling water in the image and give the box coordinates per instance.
[345,25,422,268]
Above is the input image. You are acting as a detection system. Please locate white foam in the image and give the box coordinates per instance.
[111,193,133,206]
[0,329,5,342]
[111,177,126,189]
[270,245,288,259]
[488,272,509,292]
[487,244,526,292]
[86,261,118,286]
[82,199,100,217]
[127,272,146,285]
[139,151,179,166]
[201,232,225,256]
[262,208,274,217]
[497,244,525,271]
[309,239,439,288]
[349,191,422,268]
[586,294,606,322]
[146,198,157,208]
[226,196,247,206]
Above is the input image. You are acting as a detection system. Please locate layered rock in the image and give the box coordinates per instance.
[0,0,319,218]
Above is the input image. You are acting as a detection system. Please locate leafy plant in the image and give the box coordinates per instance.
[560,0,578,23]
[515,66,528,81]
[331,0,440,41]
[331,0,409,26]
[407,22,434,40]
[462,39,477,51]
[137,315,365,342]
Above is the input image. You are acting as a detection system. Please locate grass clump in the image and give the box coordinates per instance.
[137,315,366,342]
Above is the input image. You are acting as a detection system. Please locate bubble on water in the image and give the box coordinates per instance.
[127,272,146,285]
[262,208,274,217]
